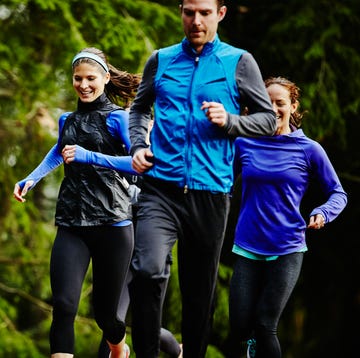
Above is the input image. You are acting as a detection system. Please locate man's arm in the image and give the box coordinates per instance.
[224,52,277,137]
[129,51,158,156]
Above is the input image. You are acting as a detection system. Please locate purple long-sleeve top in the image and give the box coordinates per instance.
[233,129,347,256]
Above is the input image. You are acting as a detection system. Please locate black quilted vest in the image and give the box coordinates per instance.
[55,93,132,226]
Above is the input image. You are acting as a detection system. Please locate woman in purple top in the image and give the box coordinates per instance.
[228,77,347,358]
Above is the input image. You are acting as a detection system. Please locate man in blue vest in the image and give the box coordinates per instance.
[128,0,277,357]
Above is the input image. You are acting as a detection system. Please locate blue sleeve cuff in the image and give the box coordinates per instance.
[73,145,138,175]
[17,144,63,190]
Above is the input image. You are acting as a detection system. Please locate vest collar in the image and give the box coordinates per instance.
[77,93,111,112]
[182,34,220,57]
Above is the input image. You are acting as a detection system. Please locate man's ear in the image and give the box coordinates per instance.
[218,6,227,22]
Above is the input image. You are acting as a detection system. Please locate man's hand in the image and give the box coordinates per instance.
[201,101,227,127]
[132,148,154,173]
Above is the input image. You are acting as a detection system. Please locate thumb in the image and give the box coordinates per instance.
[21,180,35,196]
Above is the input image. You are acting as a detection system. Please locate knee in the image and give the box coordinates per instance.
[52,297,78,321]
[254,321,277,338]
[131,255,168,280]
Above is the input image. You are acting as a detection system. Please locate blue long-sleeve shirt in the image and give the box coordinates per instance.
[17,110,136,191]
[233,129,347,256]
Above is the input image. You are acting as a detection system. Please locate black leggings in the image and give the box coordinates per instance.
[229,252,303,358]
[49,225,133,354]
[97,264,181,358]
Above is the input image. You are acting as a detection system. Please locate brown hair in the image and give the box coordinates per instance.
[72,47,141,108]
[265,76,305,128]
[179,0,225,9]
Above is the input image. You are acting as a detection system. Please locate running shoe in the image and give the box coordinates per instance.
[178,343,183,358]
[247,338,256,358]
[108,343,130,358]
[124,343,130,358]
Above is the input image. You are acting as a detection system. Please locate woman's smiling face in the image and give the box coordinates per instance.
[72,62,110,103]
[266,83,297,135]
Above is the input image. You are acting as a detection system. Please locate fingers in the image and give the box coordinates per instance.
[201,101,227,127]
[132,148,154,173]
[13,180,34,203]
[13,183,24,202]
[62,145,76,164]
[315,214,325,229]
[308,214,325,229]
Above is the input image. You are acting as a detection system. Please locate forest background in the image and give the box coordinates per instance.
[0,0,359,357]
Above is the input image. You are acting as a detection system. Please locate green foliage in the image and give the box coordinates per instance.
[248,0,360,148]
[0,319,44,358]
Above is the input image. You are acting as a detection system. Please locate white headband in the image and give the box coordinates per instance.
[72,52,109,72]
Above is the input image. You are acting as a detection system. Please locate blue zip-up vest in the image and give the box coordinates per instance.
[147,35,245,193]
